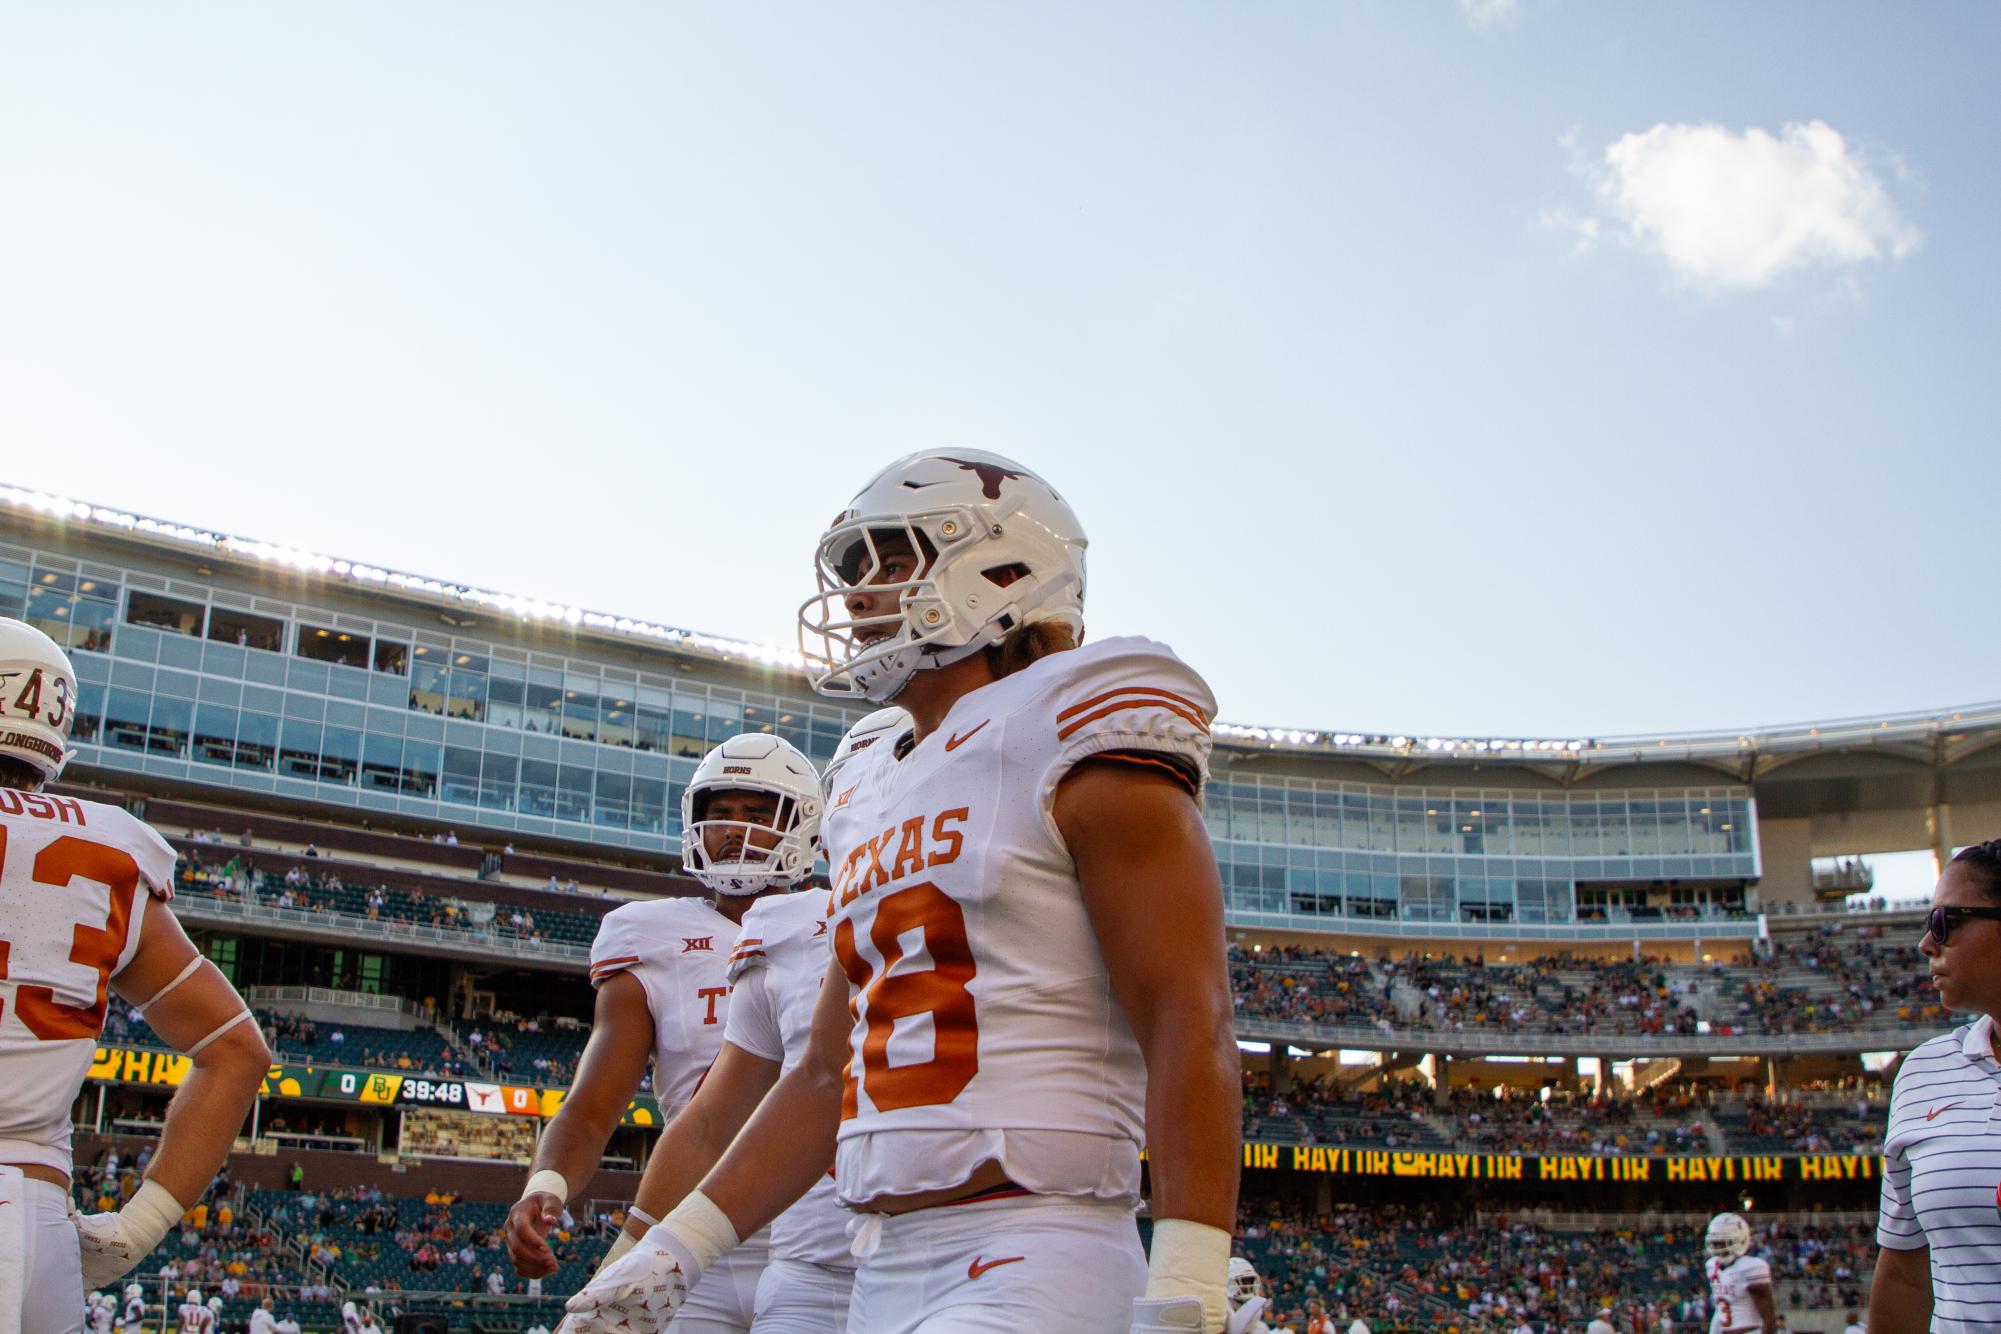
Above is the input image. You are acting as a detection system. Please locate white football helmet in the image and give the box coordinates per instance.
[1706,1211,1752,1262]
[186,1291,203,1308]
[820,706,911,803]
[680,733,822,895]
[89,1292,105,1307]
[798,450,1087,702]
[1227,1256,1263,1303]
[0,616,79,781]
[125,1285,143,1302]
[208,1298,223,1313]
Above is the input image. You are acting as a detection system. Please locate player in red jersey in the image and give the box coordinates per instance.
[0,619,271,1334]
[569,451,1243,1334]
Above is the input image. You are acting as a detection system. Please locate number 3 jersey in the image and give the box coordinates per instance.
[820,635,1216,1208]
[1705,1253,1772,1334]
[0,792,178,1173]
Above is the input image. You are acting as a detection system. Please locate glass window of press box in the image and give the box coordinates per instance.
[1,548,1756,919]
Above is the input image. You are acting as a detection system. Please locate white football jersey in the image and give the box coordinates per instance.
[1706,1254,1772,1334]
[724,890,852,1268]
[0,792,176,1173]
[123,1296,147,1329]
[588,897,739,1118]
[820,636,1214,1206]
[90,1300,115,1334]
[178,1303,209,1334]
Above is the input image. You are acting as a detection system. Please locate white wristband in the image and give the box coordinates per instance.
[1145,1219,1231,1330]
[658,1191,740,1273]
[122,1180,188,1256]
[523,1170,569,1203]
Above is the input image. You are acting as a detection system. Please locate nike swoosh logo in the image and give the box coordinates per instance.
[1929,1102,1962,1120]
[945,720,990,751]
[967,1254,1025,1280]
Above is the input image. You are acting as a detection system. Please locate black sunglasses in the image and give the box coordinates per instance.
[1924,905,2001,945]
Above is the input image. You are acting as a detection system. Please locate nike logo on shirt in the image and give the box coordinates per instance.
[945,720,990,751]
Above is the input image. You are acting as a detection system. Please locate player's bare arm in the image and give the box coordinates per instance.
[1868,1247,1929,1334]
[1063,757,1242,1331]
[685,953,850,1238]
[504,970,654,1278]
[1748,1280,1778,1334]
[619,1039,781,1242]
[74,906,270,1286]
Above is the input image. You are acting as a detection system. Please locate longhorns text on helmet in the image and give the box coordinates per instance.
[798,450,1088,704]
[0,616,81,782]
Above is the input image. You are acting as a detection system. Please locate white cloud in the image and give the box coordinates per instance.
[1458,0,1519,30]
[1558,120,1920,292]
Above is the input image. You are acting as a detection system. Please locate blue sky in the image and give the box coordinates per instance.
[1,2,1992,739]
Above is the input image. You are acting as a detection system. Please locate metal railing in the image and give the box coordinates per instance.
[1232,1015,1942,1059]
[174,895,589,967]
[245,986,409,1015]
[1225,908,1765,943]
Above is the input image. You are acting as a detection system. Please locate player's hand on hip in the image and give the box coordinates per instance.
[562,1228,699,1334]
[74,1208,148,1288]
[74,1182,185,1288]
[1129,1295,1218,1333]
[504,1193,564,1279]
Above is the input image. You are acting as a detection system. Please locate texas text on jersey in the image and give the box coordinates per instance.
[0,792,177,1174]
[820,634,1215,1207]
[1705,1253,1773,1334]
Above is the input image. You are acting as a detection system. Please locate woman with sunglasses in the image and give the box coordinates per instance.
[1872,839,2001,1333]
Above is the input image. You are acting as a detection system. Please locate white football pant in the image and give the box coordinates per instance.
[0,1168,83,1334]
[847,1194,1145,1334]
[670,1241,766,1334]
[750,1259,852,1333]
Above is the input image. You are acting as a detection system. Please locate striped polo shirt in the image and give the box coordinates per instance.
[1881,1012,2001,1330]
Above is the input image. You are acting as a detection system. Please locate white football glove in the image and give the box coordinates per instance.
[562,1226,701,1334]
[1228,1295,1270,1334]
[74,1181,185,1288]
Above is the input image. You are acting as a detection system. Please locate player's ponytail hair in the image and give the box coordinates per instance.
[983,620,1079,679]
[1951,840,2001,903]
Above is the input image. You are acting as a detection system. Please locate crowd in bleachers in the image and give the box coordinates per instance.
[1236,1202,1873,1331]
[71,1147,337,1328]
[1442,1086,1710,1158]
[175,852,605,951]
[1230,934,1945,1041]
[1713,933,1946,1035]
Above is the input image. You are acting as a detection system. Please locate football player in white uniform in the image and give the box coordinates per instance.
[569,452,1242,1334]
[601,708,910,1333]
[203,1297,223,1334]
[505,732,823,1333]
[118,1284,145,1334]
[1704,1213,1776,1334]
[175,1291,205,1334]
[1226,1258,1270,1334]
[0,620,271,1334]
[86,1292,114,1334]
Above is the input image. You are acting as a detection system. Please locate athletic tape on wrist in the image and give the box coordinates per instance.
[598,1230,637,1269]
[123,1180,188,1255]
[1145,1218,1231,1327]
[522,1170,569,1204]
[660,1191,739,1273]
